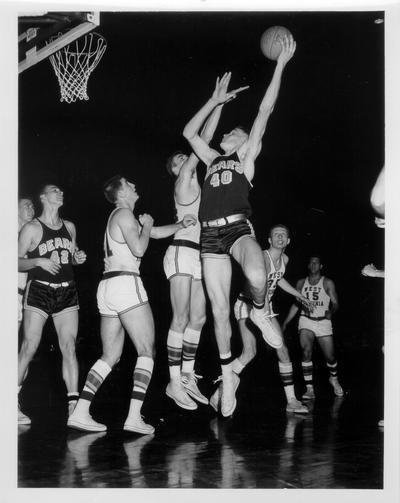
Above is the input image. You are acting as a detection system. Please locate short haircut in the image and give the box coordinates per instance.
[309,254,323,263]
[103,175,124,204]
[269,224,290,238]
[166,151,184,177]
[18,196,33,204]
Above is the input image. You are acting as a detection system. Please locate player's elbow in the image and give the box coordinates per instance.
[183,127,195,142]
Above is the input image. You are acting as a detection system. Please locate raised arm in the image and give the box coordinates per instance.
[183,72,248,165]
[324,278,339,319]
[242,35,296,182]
[177,104,225,189]
[146,214,197,240]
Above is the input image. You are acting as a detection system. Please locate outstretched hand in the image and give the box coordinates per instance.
[211,72,249,105]
[277,34,296,66]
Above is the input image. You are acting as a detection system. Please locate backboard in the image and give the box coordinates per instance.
[18,11,99,73]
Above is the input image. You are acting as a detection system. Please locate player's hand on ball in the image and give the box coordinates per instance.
[212,72,249,105]
[74,249,87,264]
[182,214,197,228]
[277,34,296,65]
[139,214,154,228]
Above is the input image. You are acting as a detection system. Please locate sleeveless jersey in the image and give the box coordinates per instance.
[103,208,141,274]
[265,250,286,301]
[18,224,28,291]
[300,276,330,317]
[174,189,201,244]
[199,152,252,222]
[27,219,74,283]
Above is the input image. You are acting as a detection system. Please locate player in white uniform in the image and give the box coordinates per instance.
[211,225,311,414]
[68,176,196,434]
[18,198,35,330]
[163,106,223,410]
[282,256,344,399]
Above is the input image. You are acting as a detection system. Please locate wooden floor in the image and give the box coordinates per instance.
[18,345,384,489]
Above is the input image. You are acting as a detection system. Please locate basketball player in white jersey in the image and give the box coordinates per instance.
[211,225,311,414]
[282,256,344,399]
[68,176,196,434]
[18,185,87,425]
[183,36,296,416]
[18,198,35,331]
[163,106,223,410]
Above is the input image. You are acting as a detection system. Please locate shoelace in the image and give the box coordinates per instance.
[253,309,279,320]
[182,372,203,385]
[212,375,223,385]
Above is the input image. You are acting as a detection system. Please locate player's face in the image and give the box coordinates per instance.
[269,227,290,249]
[308,257,322,274]
[124,179,139,203]
[172,153,188,176]
[18,199,35,223]
[42,185,64,206]
[220,128,248,152]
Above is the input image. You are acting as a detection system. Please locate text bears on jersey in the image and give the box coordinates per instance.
[38,237,72,256]
[205,159,243,179]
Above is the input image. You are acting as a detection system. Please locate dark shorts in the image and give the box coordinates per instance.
[24,280,79,319]
[200,219,255,257]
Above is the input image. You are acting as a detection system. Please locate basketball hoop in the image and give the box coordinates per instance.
[48,32,107,103]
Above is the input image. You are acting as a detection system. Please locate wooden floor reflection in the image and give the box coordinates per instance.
[18,389,383,488]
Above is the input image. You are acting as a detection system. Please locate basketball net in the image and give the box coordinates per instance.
[49,32,107,103]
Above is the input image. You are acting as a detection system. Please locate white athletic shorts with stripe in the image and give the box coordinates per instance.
[298,315,333,337]
[97,273,148,317]
[163,244,202,281]
[18,292,24,323]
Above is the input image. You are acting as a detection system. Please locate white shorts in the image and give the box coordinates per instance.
[298,315,333,337]
[97,273,148,317]
[163,243,202,281]
[18,292,24,323]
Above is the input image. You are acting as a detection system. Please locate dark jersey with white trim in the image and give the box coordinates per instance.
[27,219,74,282]
[199,152,252,222]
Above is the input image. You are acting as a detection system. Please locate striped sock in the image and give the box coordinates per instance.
[129,356,154,416]
[326,361,338,378]
[167,330,183,381]
[279,362,295,401]
[181,328,201,375]
[67,392,79,402]
[80,359,112,403]
[302,361,313,386]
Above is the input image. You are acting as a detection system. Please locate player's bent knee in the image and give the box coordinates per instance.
[245,266,266,290]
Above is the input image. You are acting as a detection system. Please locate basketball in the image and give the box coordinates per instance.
[260,26,292,61]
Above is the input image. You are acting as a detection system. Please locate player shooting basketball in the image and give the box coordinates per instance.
[183,34,296,417]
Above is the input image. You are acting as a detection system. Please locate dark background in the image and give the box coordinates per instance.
[18,11,384,413]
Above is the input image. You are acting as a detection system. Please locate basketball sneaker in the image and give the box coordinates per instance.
[67,412,107,432]
[286,398,309,414]
[210,373,241,413]
[181,373,209,405]
[250,308,283,349]
[302,386,315,400]
[221,372,240,417]
[123,415,155,435]
[329,376,344,397]
[18,404,31,425]
[166,382,198,410]
[68,400,78,416]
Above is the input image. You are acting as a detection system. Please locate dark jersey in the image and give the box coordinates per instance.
[199,152,252,222]
[27,219,74,283]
